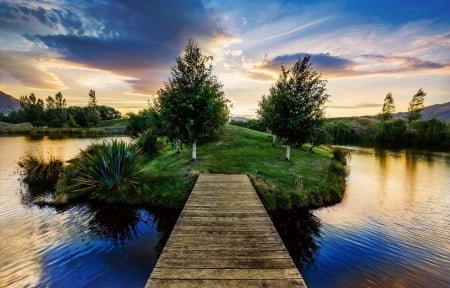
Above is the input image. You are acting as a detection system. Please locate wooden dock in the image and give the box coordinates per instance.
[146,174,306,288]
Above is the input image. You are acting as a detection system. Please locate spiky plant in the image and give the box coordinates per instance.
[59,140,145,201]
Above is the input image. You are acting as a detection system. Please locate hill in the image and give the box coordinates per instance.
[394,102,450,121]
[0,91,20,115]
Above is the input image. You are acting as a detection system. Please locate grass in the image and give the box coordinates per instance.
[32,124,346,210]
[17,153,64,185]
[142,125,346,210]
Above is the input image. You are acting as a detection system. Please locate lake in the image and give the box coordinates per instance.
[0,136,449,287]
[0,136,179,287]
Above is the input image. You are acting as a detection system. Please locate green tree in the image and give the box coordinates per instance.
[97,105,121,120]
[46,92,67,127]
[381,92,395,120]
[407,88,426,122]
[258,55,329,160]
[19,93,45,125]
[88,89,97,108]
[157,39,229,160]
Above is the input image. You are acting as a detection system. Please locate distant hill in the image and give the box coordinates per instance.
[0,91,20,115]
[229,116,250,122]
[394,102,450,121]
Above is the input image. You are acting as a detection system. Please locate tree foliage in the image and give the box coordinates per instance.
[257,55,329,160]
[19,93,45,125]
[6,90,120,128]
[88,89,97,108]
[408,88,426,122]
[381,92,395,120]
[157,39,229,158]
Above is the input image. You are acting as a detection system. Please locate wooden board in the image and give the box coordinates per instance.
[145,174,307,288]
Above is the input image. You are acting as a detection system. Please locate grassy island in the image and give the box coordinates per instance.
[20,125,347,210]
[138,125,347,210]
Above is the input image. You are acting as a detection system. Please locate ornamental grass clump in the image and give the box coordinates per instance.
[18,153,63,185]
[57,139,145,201]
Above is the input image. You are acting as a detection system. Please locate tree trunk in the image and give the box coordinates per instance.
[192,139,197,160]
[272,135,276,145]
[286,144,291,161]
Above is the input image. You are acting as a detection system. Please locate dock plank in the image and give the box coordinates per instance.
[146,174,307,288]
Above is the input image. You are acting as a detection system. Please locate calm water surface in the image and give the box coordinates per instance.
[0,136,178,287]
[288,147,449,287]
[1,137,449,287]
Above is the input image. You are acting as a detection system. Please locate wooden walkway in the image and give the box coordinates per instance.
[146,174,306,288]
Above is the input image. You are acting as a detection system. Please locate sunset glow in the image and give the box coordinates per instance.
[1,0,449,117]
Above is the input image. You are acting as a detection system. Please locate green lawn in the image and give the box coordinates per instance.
[141,125,346,210]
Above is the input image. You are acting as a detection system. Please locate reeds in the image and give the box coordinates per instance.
[17,153,64,185]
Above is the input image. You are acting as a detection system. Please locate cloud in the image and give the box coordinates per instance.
[328,103,382,109]
[4,0,232,93]
[253,52,448,79]
[255,53,356,77]
[0,50,64,90]
[261,18,328,41]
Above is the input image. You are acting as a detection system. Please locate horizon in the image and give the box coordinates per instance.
[1,0,449,117]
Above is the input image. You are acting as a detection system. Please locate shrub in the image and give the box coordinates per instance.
[135,129,161,157]
[332,147,350,165]
[57,140,145,201]
[18,153,63,185]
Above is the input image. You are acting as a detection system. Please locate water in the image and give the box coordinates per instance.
[272,147,450,287]
[1,137,449,287]
[0,136,179,287]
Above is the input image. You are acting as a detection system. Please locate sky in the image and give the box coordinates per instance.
[0,0,449,118]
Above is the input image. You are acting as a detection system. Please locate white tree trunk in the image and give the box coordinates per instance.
[192,139,197,160]
[272,134,276,145]
[286,144,291,161]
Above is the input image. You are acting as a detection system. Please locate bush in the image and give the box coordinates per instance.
[374,118,408,144]
[332,147,350,165]
[18,153,64,185]
[135,129,161,157]
[57,140,145,201]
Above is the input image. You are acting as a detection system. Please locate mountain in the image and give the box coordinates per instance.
[0,91,20,115]
[393,102,450,121]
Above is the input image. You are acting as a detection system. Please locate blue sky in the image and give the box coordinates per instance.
[0,0,449,117]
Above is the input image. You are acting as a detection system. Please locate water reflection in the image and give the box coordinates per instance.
[31,205,180,287]
[270,209,322,270]
[307,147,450,287]
[86,204,180,248]
[0,136,181,287]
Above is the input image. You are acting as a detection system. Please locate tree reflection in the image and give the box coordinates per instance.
[150,208,181,254]
[270,208,322,270]
[85,204,180,247]
[86,204,141,245]
[19,183,54,207]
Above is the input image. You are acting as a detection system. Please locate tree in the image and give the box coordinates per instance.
[19,93,45,125]
[46,92,67,127]
[258,55,329,160]
[407,88,426,122]
[381,92,395,120]
[88,89,97,108]
[97,105,121,120]
[157,39,229,160]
